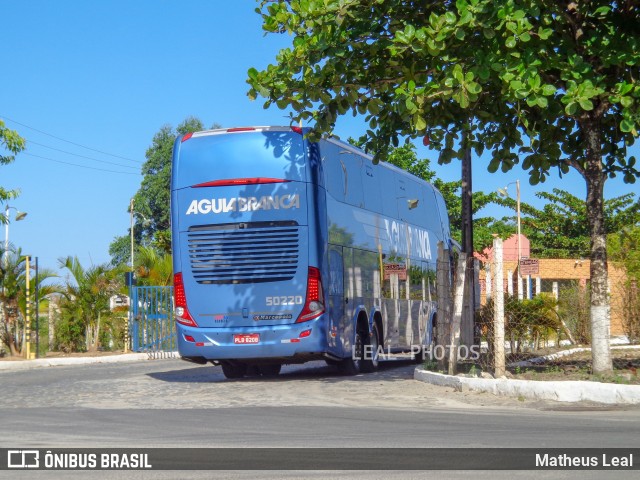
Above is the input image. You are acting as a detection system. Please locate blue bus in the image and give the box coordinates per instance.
[170,126,452,378]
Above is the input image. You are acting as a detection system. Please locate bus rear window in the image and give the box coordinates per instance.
[173,131,307,190]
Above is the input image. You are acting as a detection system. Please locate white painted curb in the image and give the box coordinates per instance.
[414,368,640,405]
[0,352,180,371]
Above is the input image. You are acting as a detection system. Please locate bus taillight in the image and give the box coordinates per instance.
[297,267,325,323]
[174,272,198,327]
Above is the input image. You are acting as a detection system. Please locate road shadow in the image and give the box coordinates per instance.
[146,359,418,384]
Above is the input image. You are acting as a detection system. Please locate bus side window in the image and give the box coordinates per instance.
[409,263,425,300]
[342,153,364,208]
[427,261,437,302]
[322,143,346,202]
[328,247,344,296]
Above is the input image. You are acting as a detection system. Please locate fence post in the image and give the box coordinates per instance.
[448,255,467,375]
[493,237,505,377]
[436,242,452,368]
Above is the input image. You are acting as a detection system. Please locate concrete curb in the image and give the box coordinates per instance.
[414,368,640,405]
[0,351,180,371]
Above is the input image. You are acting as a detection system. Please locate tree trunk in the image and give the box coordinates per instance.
[582,119,613,374]
[3,301,23,357]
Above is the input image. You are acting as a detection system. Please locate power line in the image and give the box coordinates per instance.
[26,139,139,170]
[23,152,140,175]
[1,115,143,164]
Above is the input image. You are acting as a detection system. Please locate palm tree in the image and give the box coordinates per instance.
[135,246,173,286]
[0,245,26,355]
[58,256,119,352]
[0,245,58,356]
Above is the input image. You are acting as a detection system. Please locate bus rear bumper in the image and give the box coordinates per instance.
[175,317,331,362]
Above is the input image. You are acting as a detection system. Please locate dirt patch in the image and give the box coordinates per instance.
[507,347,640,385]
[431,346,640,385]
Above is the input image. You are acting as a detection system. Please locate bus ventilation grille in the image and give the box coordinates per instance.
[187,222,299,284]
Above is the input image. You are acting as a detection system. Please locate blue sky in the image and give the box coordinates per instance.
[1,0,637,277]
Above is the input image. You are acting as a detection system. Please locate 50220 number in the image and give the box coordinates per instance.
[266,296,303,306]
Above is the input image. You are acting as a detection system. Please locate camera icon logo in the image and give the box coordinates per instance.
[7,450,40,469]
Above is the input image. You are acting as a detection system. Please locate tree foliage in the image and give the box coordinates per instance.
[134,246,173,287]
[0,119,25,213]
[608,224,640,281]
[249,1,639,179]
[58,256,119,352]
[248,0,640,373]
[133,117,205,253]
[495,189,640,258]
[0,246,58,356]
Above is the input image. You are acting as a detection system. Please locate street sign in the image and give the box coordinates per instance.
[384,263,407,280]
[519,258,539,276]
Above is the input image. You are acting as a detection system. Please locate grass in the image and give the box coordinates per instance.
[506,348,640,385]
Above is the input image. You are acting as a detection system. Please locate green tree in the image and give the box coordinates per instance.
[58,256,119,352]
[608,224,640,343]
[0,246,58,356]
[248,1,640,373]
[134,117,215,252]
[495,189,640,258]
[108,235,131,267]
[0,119,25,210]
[0,246,27,355]
[134,246,173,287]
[608,225,640,281]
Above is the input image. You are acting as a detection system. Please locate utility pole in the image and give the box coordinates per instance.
[25,255,31,359]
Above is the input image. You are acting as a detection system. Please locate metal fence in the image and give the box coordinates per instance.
[129,286,176,352]
[472,239,638,375]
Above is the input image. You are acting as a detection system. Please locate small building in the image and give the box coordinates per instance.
[109,295,130,311]
[476,234,628,336]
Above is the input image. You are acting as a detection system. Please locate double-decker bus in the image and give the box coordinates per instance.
[170,126,452,379]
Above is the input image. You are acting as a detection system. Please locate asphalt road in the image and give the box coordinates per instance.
[1,358,639,479]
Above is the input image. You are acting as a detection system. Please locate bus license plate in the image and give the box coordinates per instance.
[233,334,260,344]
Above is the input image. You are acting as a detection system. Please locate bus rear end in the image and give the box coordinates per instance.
[170,127,328,378]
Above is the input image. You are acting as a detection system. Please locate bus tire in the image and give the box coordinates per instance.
[413,347,425,364]
[337,356,358,376]
[337,326,379,375]
[337,330,361,375]
[221,362,248,379]
[258,364,282,377]
[359,323,380,373]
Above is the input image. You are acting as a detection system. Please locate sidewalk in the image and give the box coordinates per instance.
[414,368,640,405]
[0,351,179,371]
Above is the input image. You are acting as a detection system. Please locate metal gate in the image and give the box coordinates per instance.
[129,286,176,352]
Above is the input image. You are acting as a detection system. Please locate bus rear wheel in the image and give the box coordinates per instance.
[258,364,282,377]
[359,323,380,373]
[221,362,248,379]
[338,325,380,375]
